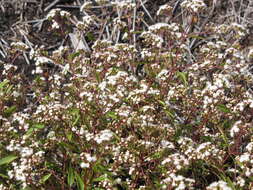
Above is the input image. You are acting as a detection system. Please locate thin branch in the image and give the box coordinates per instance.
[44,0,60,11]
[133,2,137,47]
[139,0,154,23]
[172,0,182,18]
[190,3,216,50]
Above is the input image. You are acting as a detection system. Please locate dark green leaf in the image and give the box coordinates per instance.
[24,128,35,138]
[66,131,73,141]
[67,167,75,187]
[86,32,95,41]
[40,173,52,183]
[106,111,117,120]
[93,175,109,182]
[0,173,9,178]
[6,84,13,94]
[176,71,188,86]
[75,172,84,190]
[34,124,45,129]
[3,106,16,117]
[187,34,205,40]
[217,104,231,113]
[0,155,18,165]
[59,142,77,151]
[69,52,80,60]
[73,114,80,126]
[0,80,9,89]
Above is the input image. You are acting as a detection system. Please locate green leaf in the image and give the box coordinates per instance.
[150,151,162,159]
[106,111,117,120]
[24,124,45,138]
[34,123,45,129]
[66,131,73,141]
[3,106,16,117]
[0,79,9,89]
[0,173,9,178]
[158,100,166,107]
[164,109,174,119]
[6,84,13,94]
[73,114,80,126]
[217,104,231,113]
[176,71,188,86]
[219,175,237,190]
[68,52,80,60]
[59,142,77,151]
[86,32,95,41]
[24,128,35,138]
[67,167,75,187]
[0,155,18,165]
[40,173,52,184]
[187,34,205,40]
[93,175,110,182]
[75,172,84,190]
[95,72,101,83]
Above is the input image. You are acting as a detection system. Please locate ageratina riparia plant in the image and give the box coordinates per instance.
[1,0,253,189]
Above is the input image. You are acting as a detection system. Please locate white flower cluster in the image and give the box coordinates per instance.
[160,140,175,149]
[80,1,93,12]
[94,129,114,144]
[178,137,225,163]
[149,23,170,32]
[127,81,157,104]
[157,4,173,16]
[162,173,195,190]
[201,74,231,110]
[156,69,170,82]
[181,0,206,13]
[11,41,29,50]
[8,160,30,188]
[206,180,232,190]
[230,120,242,137]
[113,18,127,29]
[235,141,253,177]
[92,39,112,50]
[77,15,94,30]
[34,55,50,66]
[46,8,70,20]
[0,184,7,190]
[140,31,164,48]
[3,64,17,75]
[215,23,247,38]
[248,47,253,60]
[231,23,247,37]
[195,142,225,161]
[162,153,190,172]
[6,141,44,188]
[52,46,68,57]
[46,9,71,29]
[149,22,182,40]
[80,152,97,168]
[32,56,53,74]
[34,101,70,122]
[112,0,136,9]
[11,112,30,131]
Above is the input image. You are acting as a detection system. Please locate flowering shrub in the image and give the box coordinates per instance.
[1,0,253,189]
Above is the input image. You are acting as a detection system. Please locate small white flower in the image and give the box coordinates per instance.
[94,129,114,144]
[157,4,173,15]
[207,180,232,190]
[230,121,241,137]
[238,153,250,163]
[85,153,97,162]
[80,162,90,168]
